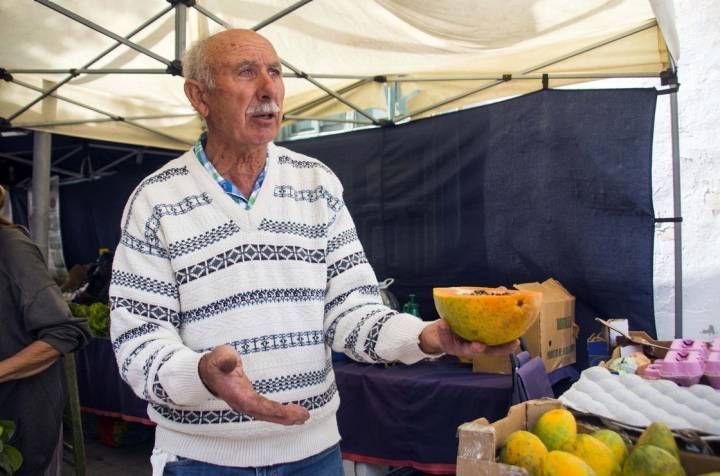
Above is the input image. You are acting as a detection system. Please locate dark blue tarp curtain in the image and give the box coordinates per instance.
[284,88,658,368]
[8,88,657,369]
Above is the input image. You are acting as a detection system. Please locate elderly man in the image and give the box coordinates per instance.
[110,29,515,475]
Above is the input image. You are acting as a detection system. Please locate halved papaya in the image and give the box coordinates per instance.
[432,287,542,345]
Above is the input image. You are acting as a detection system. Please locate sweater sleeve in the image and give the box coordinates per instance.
[109,187,214,408]
[323,200,437,365]
[4,230,91,354]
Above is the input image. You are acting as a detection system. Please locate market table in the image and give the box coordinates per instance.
[75,339,573,473]
[333,356,561,474]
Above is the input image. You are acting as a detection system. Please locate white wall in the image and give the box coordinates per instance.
[652,0,720,340]
[590,0,720,340]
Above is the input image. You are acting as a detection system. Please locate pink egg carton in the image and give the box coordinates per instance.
[707,338,720,389]
[658,350,705,386]
[711,337,720,352]
[670,338,709,360]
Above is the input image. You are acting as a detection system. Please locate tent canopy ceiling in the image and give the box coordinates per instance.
[0,0,678,150]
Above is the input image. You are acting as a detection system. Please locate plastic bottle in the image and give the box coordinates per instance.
[402,294,420,317]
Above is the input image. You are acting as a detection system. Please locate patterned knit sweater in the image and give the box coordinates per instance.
[109,142,435,467]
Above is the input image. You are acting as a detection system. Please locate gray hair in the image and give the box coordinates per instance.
[183,37,215,89]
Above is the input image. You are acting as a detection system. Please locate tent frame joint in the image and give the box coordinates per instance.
[660,68,678,86]
[373,75,388,83]
[542,73,549,89]
[167,0,195,7]
[377,118,394,127]
[657,85,680,96]
[502,74,512,82]
[0,68,13,82]
[166,59,183,76]
[0,117,11,129]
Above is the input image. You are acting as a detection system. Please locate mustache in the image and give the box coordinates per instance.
[246,101,280,115]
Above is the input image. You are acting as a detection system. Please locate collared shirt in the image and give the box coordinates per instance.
[193,133,267,210]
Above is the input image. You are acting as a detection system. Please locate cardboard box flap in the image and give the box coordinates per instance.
[470,399,563,447]
[595,318,669,350]
[457,421,530,476]
[514,278,575,304]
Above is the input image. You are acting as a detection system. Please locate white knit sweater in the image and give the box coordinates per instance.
[109,142,435,467]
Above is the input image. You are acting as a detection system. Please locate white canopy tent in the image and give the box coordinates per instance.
[0,0,683,334]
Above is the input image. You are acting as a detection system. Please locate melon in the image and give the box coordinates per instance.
[591,429,629,467]
[623,445,686,476]
[499,430,548,476]
[635,422,680,461]
[432,287,542,345]
[562,434,621,476]
[542,451,597,476]
[532,408,577,452]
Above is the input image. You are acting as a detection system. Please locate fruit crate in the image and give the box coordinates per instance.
[456,399,720,476]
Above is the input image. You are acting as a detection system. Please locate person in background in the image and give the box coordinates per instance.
[110,29,517,476]
[0,185,91,476]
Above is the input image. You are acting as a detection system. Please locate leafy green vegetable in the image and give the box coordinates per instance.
[69,302,110,338]
[0,422,14,443]
[0,421,22,475]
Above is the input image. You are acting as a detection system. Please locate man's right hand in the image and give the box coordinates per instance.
[198,345,310,425]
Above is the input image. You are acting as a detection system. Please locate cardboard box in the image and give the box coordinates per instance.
[471,341,522,375]
[595,318,671,360]
[514,279,577,372]
[457,399,560,475]
[456,399,720,476]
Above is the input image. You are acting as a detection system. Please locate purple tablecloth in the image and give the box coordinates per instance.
[333,356,555,474]
[75,338,153,425]
[75,339,572,473]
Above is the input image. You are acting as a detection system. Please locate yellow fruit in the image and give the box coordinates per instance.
[636,422,680,460]
[532,408,577,451]
[432,287,542,345]
[591,429,629,467]
[622,445,686,476]
[562,434,621,476]
[499,430,548,476]
[542,450,597,476]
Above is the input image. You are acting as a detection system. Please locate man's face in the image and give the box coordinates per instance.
[202,30,285,148]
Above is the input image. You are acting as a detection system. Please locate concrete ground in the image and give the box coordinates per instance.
[61,415,153,476]
[60,415,435,476]
[62,436,153,476]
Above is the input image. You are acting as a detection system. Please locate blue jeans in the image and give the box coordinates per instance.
[163,444,343,476]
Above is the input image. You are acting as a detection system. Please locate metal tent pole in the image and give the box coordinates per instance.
[7,4,173,122]
[670,90,683,338]
[30,132,51,259]
[35,0,172,67]
[175,2,187,61]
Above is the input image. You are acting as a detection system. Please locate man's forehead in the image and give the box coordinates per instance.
[207,30,279,63]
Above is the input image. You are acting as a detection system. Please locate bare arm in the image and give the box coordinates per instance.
[0,340,61,383]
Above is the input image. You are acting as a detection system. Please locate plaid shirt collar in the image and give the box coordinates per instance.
[193,132,267,210]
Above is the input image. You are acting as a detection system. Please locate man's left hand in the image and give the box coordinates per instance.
[418,319,519,359]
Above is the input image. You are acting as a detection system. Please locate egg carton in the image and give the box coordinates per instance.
[643,338,720,389]
[559,366,720,435]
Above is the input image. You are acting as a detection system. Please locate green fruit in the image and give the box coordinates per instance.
[532,408,577,451]
[636,422,680,461]
[623,445,685,476]
[542,451,597,476]
[592,429,629,467]
[562,434,621,476]
[500,430,548,476]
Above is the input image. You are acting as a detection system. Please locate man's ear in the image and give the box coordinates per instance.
[184,80,209,118]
